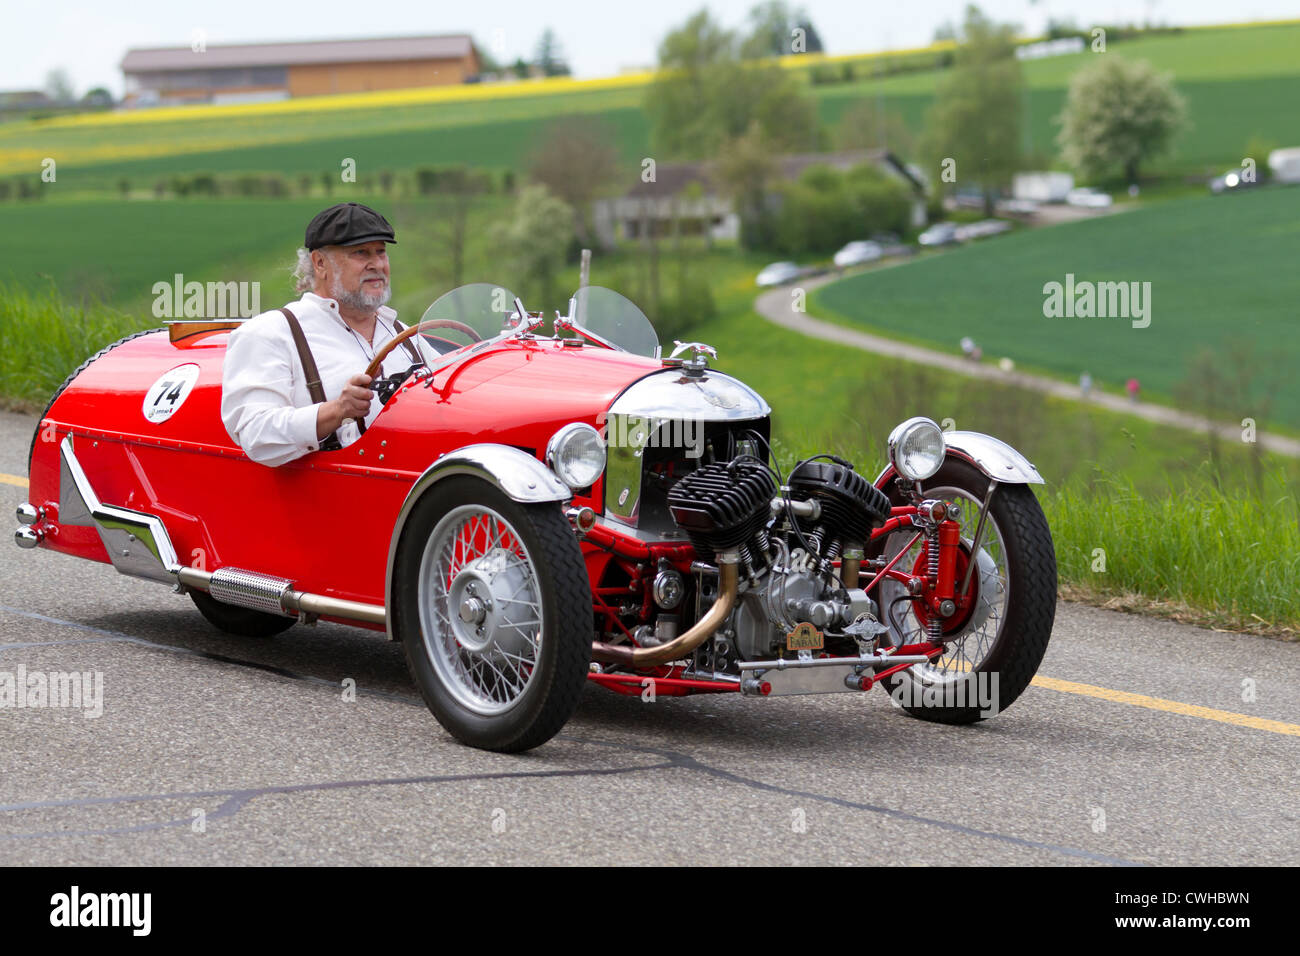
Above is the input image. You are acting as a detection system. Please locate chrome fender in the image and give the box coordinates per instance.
[874,430,1043,486]
[943,430,1043,484]
[384,443,572,640]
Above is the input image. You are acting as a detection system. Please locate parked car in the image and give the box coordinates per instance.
[1066,187,1113,208]
[833,240,884,269]
[918,222,958,247]
[951,188,986,210]
[955,219,1012,241]
[16,282,1057,752]
[756,261,803,287]
[1209,169,1262,194]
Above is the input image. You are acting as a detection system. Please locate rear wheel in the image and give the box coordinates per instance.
[391,477,592,753]
[189,590,296,638]
[869,458,1056,723]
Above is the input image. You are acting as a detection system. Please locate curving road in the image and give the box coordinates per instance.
[756,275,1300,459]
[1,409,1296,865]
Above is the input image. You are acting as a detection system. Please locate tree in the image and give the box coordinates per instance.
[658,8,736,72]
[794,19,825,53]
[646,8,818,159]
[1056,56,1187,184]
[922,5,1024,215]
[427,167,491,289]
[835,99,915,156]
[527,117,622,243]
[710,120,780,249]
[534,28,571,77]
[81,87,114,108]
[44,68,74,104]
[741,2,820,58]
[490,185,574,307]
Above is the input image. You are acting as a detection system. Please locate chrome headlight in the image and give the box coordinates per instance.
[888,417,946,482]
[547,423,606,489]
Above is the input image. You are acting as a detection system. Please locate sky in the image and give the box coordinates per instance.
[3,0,1298,97]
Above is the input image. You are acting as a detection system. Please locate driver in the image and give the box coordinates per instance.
[221,202,433,466]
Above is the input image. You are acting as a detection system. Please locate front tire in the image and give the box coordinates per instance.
[869,458,1056,724]
[391,477,592,752]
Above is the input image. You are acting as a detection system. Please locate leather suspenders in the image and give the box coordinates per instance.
[279,306,421,452]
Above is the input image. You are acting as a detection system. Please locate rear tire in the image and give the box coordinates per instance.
[189,590,296,638]
[870,458,1056,723]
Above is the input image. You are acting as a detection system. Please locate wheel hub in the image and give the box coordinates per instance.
[447,548,536,658]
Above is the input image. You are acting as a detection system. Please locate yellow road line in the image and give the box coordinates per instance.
[0,473,29,488]
[1031,675,1300,737]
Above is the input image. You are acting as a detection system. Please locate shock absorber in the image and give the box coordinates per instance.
[926,525,942,642]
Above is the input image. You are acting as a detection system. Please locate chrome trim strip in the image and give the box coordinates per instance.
[737,654,931,671]
[59,436,180,584]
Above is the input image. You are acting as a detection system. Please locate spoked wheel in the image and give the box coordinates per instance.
[391,477,592,752]
[869,458,1056,723]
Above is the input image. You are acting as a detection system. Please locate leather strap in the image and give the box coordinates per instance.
[280,307,341,452]
[393,319,422,364]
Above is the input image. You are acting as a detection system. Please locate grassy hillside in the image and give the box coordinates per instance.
[812,185,1300,430]
[3,21,1297,188]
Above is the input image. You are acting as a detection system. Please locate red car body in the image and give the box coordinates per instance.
[26,328,656,618]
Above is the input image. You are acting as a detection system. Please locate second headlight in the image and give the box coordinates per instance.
[547,423,606,489]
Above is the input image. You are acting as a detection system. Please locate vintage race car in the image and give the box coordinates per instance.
[15,284,1056,752]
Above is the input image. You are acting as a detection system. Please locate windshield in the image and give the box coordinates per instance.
[416,283,520,353]
[415,283,660,357]
[569,286,660,358]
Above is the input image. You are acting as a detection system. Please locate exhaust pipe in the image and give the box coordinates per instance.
[177,566,385,626]
[591,553,739,668]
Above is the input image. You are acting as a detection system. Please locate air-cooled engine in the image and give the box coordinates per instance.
[666,454,893,672]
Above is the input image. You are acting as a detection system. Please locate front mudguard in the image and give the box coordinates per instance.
[874,430,1043,488]
[383,443,573,640]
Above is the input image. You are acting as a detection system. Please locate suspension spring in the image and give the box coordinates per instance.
[926,525,942,642]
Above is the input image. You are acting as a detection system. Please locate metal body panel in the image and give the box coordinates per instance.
[24,330,662,614]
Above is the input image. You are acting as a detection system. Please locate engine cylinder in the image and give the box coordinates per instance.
[667,460,776,561]
[788,459,891,547]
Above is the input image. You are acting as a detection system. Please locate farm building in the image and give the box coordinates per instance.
[120,34,481,107]
[592,150,929,247]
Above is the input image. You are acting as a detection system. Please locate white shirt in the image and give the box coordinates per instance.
[221,292,433,467]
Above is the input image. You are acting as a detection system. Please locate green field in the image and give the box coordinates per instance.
[3,21,1298,192]
[1,21,1297,632]
[812,185,1300,431]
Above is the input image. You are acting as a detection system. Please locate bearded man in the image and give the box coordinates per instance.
[221,203,432,466]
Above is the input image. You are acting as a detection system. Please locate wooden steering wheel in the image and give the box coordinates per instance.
[363,319,482,378]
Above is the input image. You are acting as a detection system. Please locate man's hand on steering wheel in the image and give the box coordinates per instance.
[317,373,373,439]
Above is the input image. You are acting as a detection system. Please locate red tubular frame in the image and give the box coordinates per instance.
[580,504,962,699]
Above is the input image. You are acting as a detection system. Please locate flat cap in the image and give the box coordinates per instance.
[305,202,397,250]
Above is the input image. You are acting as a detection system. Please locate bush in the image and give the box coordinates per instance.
[768,163,913,256]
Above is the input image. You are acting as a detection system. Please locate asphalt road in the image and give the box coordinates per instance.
[1,409,1296,866]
